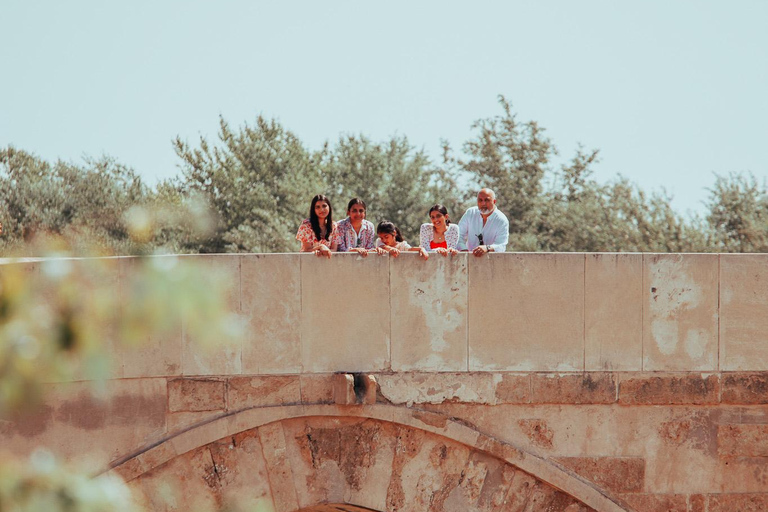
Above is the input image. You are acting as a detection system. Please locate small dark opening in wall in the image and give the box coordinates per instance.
[352,373,368,402]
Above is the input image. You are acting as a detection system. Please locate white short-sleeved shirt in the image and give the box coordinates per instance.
[457,207,510,252]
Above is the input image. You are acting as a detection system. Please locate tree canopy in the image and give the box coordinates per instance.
[1,96,764,255]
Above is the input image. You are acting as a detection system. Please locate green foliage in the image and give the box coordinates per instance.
[0,147,147,253]
[0,248,240,417]
[461,96,553,235]
[0,450,138,512]
[173,117,323,253]
[458,97,709,252]
[1,99,766,255]
[706,173,768,252]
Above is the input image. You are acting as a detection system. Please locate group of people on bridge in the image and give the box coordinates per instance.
[296,188,509,259]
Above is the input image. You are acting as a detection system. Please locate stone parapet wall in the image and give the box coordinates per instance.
[7,252,768,379]
[5,253,768,511]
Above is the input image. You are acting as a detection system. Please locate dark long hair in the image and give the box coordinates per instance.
[428,204,451,225]
[347,197,367,213]
[309,194,334,241]
[376,221,403,242]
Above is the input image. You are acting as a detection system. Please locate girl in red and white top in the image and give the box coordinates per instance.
[419,204,459,256]
[374,221,428,260]
[296,194,340,258]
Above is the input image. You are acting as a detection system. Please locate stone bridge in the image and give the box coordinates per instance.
[4,253,768,511]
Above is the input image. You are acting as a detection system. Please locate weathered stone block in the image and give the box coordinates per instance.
[227,376,301,410]
[708,494,768,511]
[620,494,688,512]
[361,374,377,405]
[378,372,496,405]
[282,418,397,511]
[2,379,167,469]
[387,425,472,511]
[36,258,123,381]
[129,447,222,512]
[530,373,617,404]
[494,373,531,404]
[721,255,768,370]
[181,254,242,375]
[241,254,302,374]
[168,378,225,412]
[517,418,555,450]
[642,254,718,371]
[689,494,707,512]
[469,253,584,371]
[721,372,768,404]
[501,470,538,510]
[258,422,299,512]
[118,256,182,378]
[208,430,275,511]
[112,457,144,483]
[718,424,768,457]
[585,253,643,371]
[557,456,645,493]
[299,374,335,403]
[301,254,390,372]
[167,411,223,433]
[333,373,355,405]
[715,456,768,493]
[618,374,719,405]
[390,254,468,371]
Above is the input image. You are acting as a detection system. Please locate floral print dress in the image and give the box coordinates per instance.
[296,219,341,248]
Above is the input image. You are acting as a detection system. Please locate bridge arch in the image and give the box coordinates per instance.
[114,404,626,511]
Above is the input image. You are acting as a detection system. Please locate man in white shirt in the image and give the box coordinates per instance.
[458,188,510,256]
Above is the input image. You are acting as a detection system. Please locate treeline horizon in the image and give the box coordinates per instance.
[2,96,767,256]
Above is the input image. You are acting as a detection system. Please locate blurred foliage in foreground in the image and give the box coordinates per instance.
[0,450,138,512]
[3,96,768,256]
[0,216,241,510]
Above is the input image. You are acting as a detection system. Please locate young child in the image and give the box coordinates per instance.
[374,221,428,260]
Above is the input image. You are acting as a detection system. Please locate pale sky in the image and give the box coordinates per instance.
[2,0,767,216]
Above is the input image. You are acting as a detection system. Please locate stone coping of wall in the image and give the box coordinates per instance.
[6,252,768,378]
[162,371,768,411]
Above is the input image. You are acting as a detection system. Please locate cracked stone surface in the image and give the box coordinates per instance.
[128,417,596,512]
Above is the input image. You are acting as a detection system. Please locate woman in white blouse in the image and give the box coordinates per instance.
[419,204,459,256]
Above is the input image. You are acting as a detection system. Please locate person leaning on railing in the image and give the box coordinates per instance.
[335,197,376,257]
[419,204,460,257]
[374,220,428,260]
[296,194,340,258]
[457,188,509,256]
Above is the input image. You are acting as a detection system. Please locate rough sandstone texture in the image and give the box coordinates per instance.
[7,253,768,510]
[128,417,598,512]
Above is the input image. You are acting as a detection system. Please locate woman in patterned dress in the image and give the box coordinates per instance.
[296,194,340,258]
[335,198,376,256]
